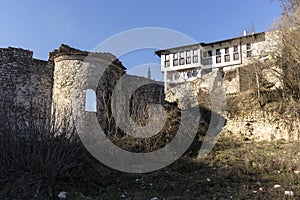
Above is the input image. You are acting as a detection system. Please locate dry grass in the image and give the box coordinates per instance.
[0,102,299,199]
[84,134,299,200]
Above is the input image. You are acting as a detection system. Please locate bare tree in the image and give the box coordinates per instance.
[270,0,300,101]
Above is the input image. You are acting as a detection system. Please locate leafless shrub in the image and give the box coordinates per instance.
[111,85,181,153]
[268,1,300,102]
[0,102,108,199]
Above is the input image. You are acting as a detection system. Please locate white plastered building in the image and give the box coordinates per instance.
[155,31,276,92]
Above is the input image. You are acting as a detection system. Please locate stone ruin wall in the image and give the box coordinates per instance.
[0,45,298,142]
[51,47,165,136]
[0,44,165,135]
[50,49,126,129]
[0,47,53,122]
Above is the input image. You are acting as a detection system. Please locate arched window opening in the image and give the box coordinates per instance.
[85,89,97,112]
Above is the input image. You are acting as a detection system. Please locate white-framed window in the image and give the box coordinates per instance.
[233,46,239,60]
[224,47,230,62]
[224,54,230,62]
[179,58,185,65]
[192,69,198,77]
[187,71,192,78]
[246,43,251,50]
[233,53,239,60]
[216,56,221,63]
[203,50,212,65]
[165,54,170,67]
[165,60,170,67]
[180,51,184,58]
[216,49,221,63]
[203,50,212,58]
[193,56,198,63]
[225,47,230,54]
[185,50,191,64]
[173,59,178,66]
[193,49,198,55]
[192,49,198,63]
[187,69,197,78]
[246,43,252,58]
[186,50,191,57]
[233,46,238,52]
[203,59,212,65]
[173,52,178,59]
[165,54,170,60]
[186,57,191,64]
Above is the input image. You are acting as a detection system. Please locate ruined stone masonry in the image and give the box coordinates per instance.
[0,45,126,126]
[0,45,163,136]
[0,47,53,121]
[0,45,298,142]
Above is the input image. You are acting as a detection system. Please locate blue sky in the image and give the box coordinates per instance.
[0,0,281,80]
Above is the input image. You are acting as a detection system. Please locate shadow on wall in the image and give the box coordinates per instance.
[86,69,227,156]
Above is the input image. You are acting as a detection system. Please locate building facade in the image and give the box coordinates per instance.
[155,31,275,92]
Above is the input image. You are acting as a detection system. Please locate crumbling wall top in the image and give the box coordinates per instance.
[49,44,125,70]
[0,47,33,61]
